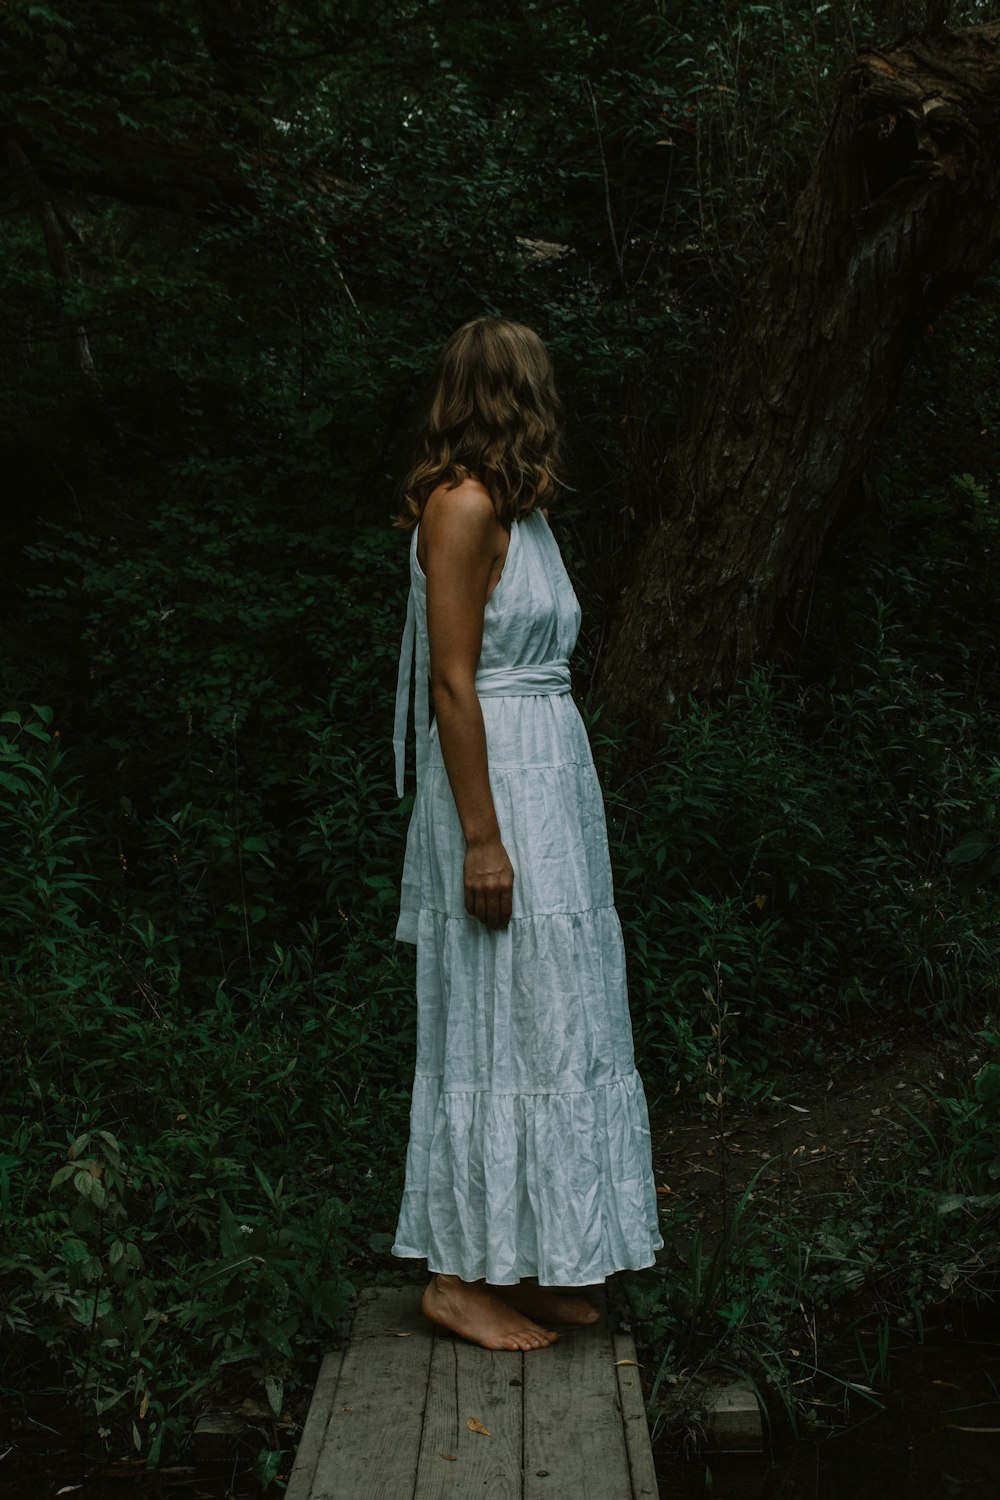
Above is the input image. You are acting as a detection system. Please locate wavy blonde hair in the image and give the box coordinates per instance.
[395,316,565,530]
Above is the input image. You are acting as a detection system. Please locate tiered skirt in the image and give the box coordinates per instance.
[392,693,664,1285]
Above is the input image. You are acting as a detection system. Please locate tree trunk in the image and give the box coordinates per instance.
[5,139,101,389]
[598,21,1000,725]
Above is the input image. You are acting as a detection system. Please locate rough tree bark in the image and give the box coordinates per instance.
[598,20,1000,725]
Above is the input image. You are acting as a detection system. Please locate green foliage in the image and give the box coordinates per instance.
[20,499,406,983]
[0,704,99,962]
[3,0,1000,1474]
[0,709,413,1458]
[597,416,1000,1105]
[603,648,1000,1099]
[915,1029,1000,1206]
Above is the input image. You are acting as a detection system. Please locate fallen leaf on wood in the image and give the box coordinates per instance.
[614,1359,641,1367]
[467,1417,491,1436]
[389,1331,414,1337]
[440,1453,457,1461]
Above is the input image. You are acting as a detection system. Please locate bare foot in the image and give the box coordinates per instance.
[421,1274,558,1352]
[494,1281,601,1327]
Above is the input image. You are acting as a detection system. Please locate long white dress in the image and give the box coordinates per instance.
[390,505,663,1286]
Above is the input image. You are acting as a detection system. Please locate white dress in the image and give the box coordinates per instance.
[390,506,663,1286]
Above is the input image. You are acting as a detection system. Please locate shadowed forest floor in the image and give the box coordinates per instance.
[649,1035,958,1257]
[638,1027,1000,1498]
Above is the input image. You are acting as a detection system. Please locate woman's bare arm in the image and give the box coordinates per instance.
[421,481,514,930]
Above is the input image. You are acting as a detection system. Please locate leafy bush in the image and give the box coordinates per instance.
[595,449,1000,1107]
[0,706,414,1459]
[602,658,1000,1101]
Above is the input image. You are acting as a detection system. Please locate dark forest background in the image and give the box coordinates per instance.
[2,0,1000,1485]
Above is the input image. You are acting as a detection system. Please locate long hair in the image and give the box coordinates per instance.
[395,317,565,530]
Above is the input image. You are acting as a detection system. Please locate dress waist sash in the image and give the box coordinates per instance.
[392,583,571,798]
[474,661,571,697]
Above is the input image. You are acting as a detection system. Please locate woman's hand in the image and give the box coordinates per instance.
[464,837,514,929]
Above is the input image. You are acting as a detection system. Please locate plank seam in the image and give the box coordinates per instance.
[409,1316,434,1499]
[520,1341,526,1490]
[451,1332,460,1462]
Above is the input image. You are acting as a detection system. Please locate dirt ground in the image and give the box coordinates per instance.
[646,1026,981,1261]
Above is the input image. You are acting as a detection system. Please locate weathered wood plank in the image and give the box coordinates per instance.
[608,1285,660,1500]
[707,1382,763,1450]
[522,1286,635,1500]
[293,1281,660,1499]
[309,1285,432,1500]
[284,1351,345,1500]
[414,1334,524,1499]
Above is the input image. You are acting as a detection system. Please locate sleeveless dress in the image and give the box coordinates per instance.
[390,506,664,1286]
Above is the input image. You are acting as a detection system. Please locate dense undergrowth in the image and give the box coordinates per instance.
[607,466,1000,1098]
[3,450,999,1470]
[608,450,1000,1453]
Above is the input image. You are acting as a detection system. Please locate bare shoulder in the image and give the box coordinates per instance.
[419,474,503,567]
[421,477,501,554]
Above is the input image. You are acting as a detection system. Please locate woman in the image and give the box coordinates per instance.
[391,316,663,1353]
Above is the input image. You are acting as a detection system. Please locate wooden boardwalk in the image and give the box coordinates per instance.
[285,1282,659,1499]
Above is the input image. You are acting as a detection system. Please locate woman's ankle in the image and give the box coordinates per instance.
[431,1271,482,1289]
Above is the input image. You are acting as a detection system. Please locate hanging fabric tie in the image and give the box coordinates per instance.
[392,580,430,799]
